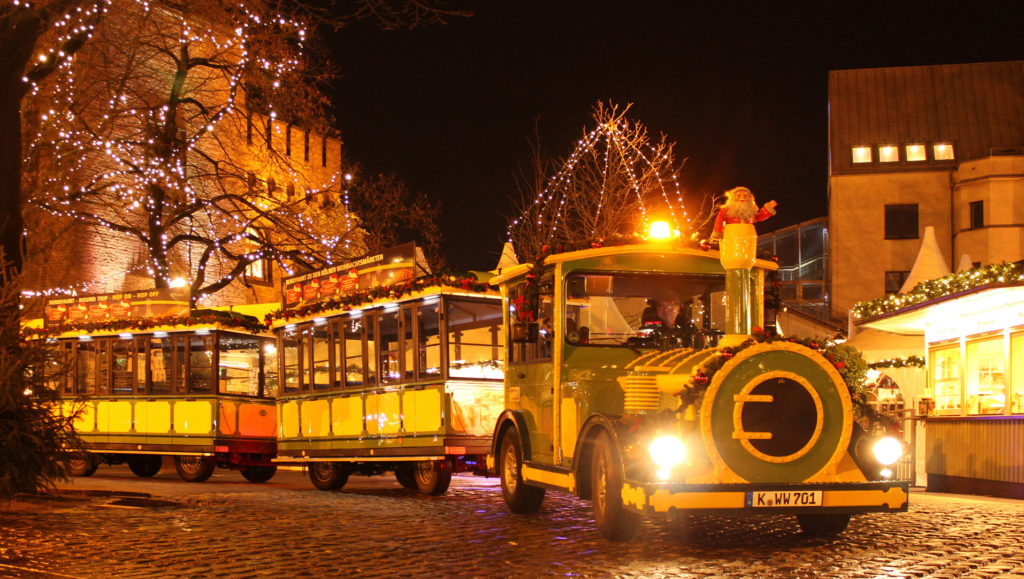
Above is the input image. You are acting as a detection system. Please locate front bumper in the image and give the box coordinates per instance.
[622,480,909,515]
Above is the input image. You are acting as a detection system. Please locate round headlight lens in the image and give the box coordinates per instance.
[872,436,903,466]
[649,435,686,468]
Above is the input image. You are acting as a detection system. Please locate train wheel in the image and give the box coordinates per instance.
[241,466,277,483]
[498,431,545,513]
[174,456,216,482]
[128,455,162,478]
[797,513,851,537]
[308,462,349,491]
[66,454,98,477]
[591,431,642,541]
[394,464,417,489]
[414,459,452,496]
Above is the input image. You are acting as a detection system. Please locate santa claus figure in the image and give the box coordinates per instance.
[711,186,777,241]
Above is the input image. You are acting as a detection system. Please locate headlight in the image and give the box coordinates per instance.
[872,436,903,466]
[649,435,686,468]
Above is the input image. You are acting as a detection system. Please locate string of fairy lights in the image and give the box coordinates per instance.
[507,111,689,249]
[22,0,357,302]
[851,262,1024,319]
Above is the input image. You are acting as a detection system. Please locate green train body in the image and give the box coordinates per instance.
[488,240,909,540]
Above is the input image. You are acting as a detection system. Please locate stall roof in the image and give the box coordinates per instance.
[845,328,924,362]
[855,282,1024,335]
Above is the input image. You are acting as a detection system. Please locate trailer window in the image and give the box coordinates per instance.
[311,321,330,390]
[112,336,134,393]
[379,309,401,384]
[47,342,73,394]
[219,334,263,397]
[150,336,173,393]
[418,302,442,378]
[344,316,365,387]
[365,313,378,385]
[282,327,301,394]
[402,307,415,380]
[447,299,503,379]
[173,336,187,393]
[263,339,279,398]
[299,325,314,391]
[189,335,214,393]
[75,340,97,394]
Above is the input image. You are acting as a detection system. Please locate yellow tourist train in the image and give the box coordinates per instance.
[46,233,908,541]
[267,244,504,493]
[487,223,909,540]
[39,289,280,483]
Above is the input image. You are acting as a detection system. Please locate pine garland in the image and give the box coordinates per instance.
[869,356,926,369]
[21,310,266,339]
[852,262,1024,320]
[267,272,493,324]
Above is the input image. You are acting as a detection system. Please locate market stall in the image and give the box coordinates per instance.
[853,264,1024,498]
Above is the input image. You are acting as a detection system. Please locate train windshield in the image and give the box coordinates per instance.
[564,272,727,347]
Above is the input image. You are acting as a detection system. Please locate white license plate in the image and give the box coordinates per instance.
[747,490,823,508]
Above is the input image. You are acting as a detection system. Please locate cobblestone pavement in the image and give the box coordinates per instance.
[3,468,1024,578]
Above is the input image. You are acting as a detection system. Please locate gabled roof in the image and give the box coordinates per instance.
[829,60,1024,174]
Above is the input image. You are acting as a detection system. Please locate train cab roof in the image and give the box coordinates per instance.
[490,242,778,287]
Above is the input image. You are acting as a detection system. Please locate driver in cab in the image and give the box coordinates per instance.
[638,291,698,349]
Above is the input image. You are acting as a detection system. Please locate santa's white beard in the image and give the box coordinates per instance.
[724,199,758,221]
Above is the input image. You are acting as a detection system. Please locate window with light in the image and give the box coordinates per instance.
[966,337,1005,415]
[851,146,872,164]
[905,144,926,162]
[878,145,899,163]
[1011,332,1024,413]
[930,344,961,414]
[243,227,272,285]
[933,143,955,160]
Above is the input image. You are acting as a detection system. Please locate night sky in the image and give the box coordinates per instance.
[330,1,1021,271]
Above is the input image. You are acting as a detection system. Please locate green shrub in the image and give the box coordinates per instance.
[0,258,81,500]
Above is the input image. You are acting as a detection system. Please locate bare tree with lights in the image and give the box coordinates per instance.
[21,1,350,307]
[2,0,466,281]
[0,1,107,276]
[298,166,445,272]
[343,168,445,271]
[507,102,694,262]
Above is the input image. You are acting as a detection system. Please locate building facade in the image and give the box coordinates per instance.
[828,61,1024,315]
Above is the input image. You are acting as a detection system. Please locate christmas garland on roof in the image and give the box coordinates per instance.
[266,272,493,324]
[852,262,1024,320]
[21,310,267,339]
[868,356,926,370]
